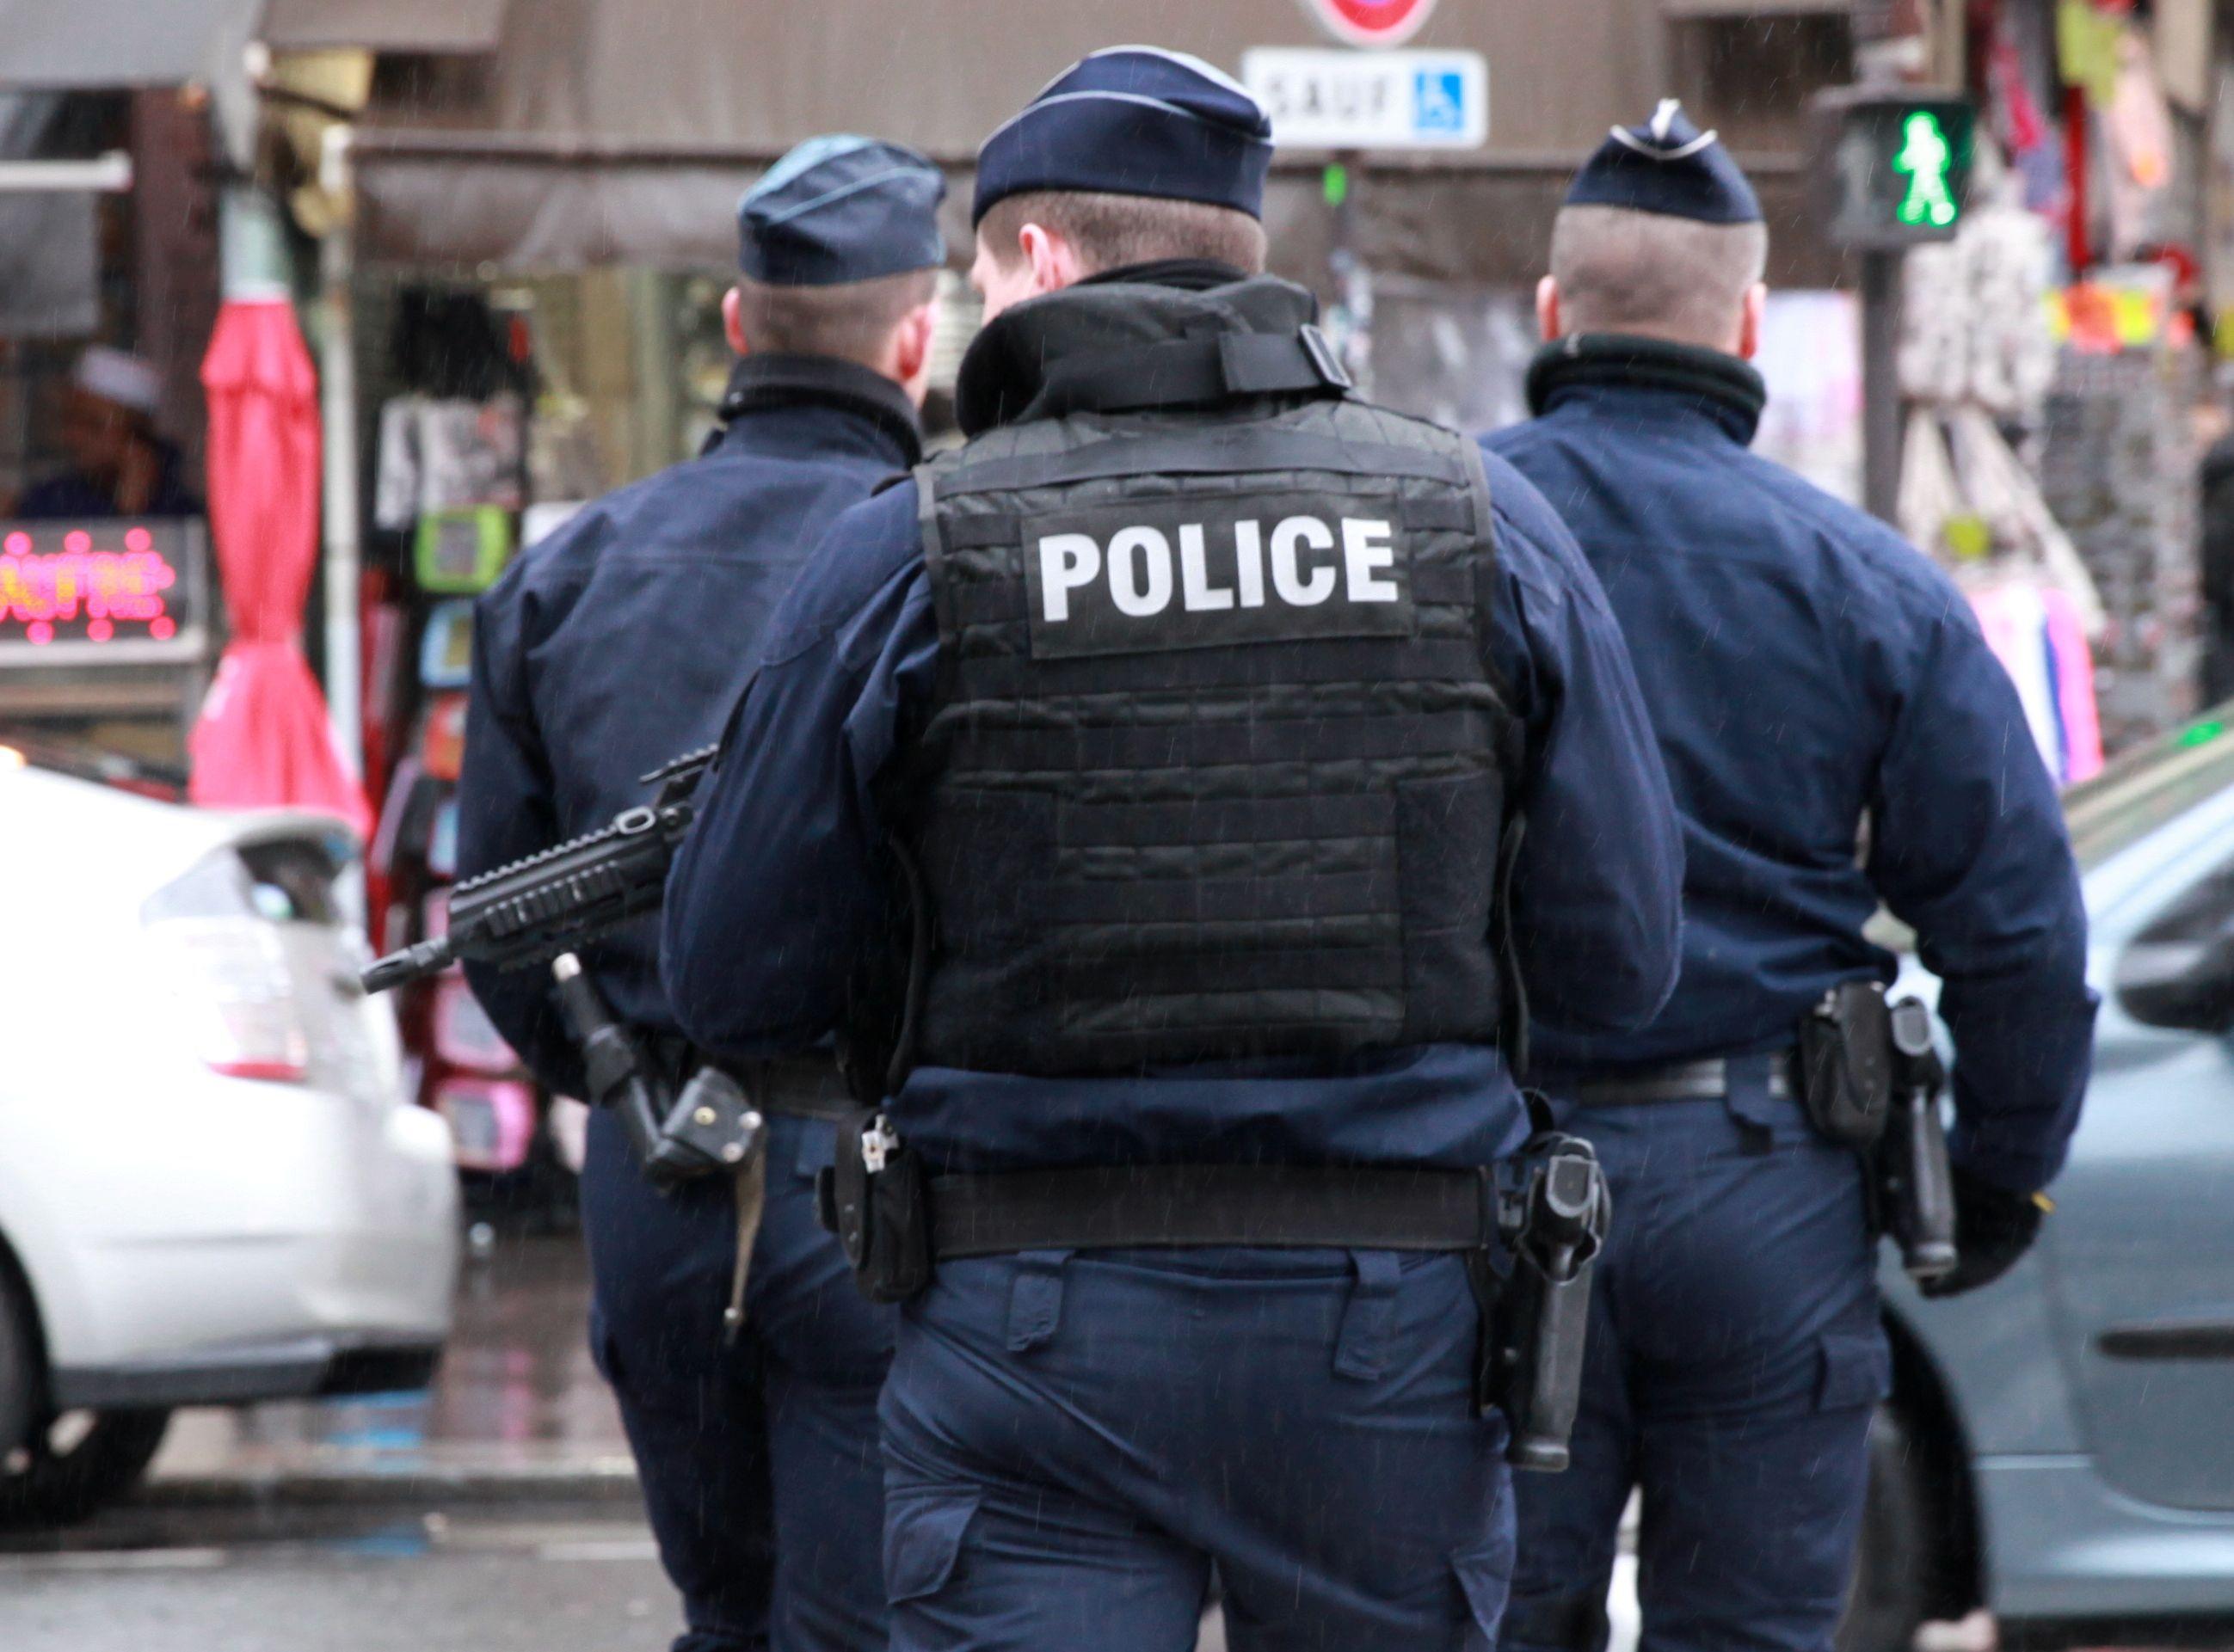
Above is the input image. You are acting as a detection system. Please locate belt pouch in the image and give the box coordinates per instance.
[1797,980,1896,1148]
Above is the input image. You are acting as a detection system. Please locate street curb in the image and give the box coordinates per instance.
[138,1464,643,1509]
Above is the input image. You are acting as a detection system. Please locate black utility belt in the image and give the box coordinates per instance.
[645,1036,856,1121]
[815,1112,1613,1471]
[1569,1053,1794,1108]
[926,1164,1498,1260]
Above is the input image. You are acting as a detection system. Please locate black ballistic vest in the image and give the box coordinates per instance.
[893,277,1522,1078]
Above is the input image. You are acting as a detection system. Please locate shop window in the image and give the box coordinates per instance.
[1668,11,1855,151]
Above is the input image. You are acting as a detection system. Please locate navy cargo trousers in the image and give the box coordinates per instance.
[1502,1066,1890,1652]
[581,1108,895,1652]
[877,1244,1513,1651]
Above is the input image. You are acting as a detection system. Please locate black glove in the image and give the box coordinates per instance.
[1919,1165,2046,1299]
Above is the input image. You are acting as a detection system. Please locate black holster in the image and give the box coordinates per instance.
[1480,1133,1611,1472]
[817,1109,934,1303]
[1795,981,1959,1285]
[1881,997,1959,1284]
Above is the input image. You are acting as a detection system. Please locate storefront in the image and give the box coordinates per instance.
[0,5,243,769]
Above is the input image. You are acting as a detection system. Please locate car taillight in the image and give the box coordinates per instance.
[141,844,344,1087]
[145,916,311,1083]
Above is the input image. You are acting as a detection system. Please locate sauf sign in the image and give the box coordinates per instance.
[1302,0,1440,48]
[1242,45,1487,150]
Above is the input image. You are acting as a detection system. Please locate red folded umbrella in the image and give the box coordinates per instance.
[188,296,370,837]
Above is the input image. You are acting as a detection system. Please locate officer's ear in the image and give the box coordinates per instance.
[1535,275,1562,344]
[1736,281,1766,361]
[1020,222,1086,296]
[723,286,751,359]
[892,299,939,409]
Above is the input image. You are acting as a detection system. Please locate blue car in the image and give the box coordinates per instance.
[1843,715,2234,1650]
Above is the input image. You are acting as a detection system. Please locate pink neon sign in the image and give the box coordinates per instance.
[0,519,202,659]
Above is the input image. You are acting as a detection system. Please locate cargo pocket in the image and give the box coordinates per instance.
[1451,1531,1517,1650]
[1816,1328,1893,1412]
[884,1488,981,1606]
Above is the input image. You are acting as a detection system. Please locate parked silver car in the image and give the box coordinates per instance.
[1843,715,2234,1650]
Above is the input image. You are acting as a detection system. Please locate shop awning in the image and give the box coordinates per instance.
[258,0,508,55]
[0,0,262,89]
[337,0,1832,285]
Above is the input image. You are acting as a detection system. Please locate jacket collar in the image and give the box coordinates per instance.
[1076,257,1250,293]
[711,352,922,465]
[955,273,1321,436]
[1525,332,1765,445]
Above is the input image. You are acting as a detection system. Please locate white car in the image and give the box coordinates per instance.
[0,752,458,1525]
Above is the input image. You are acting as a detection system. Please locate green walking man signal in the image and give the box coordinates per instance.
[1809,89,1973,249]
[1893,111,1958,229]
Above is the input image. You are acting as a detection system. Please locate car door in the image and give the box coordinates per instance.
[2044,765,2234,1511]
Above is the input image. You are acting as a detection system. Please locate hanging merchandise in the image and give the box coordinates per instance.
[1967,575,2107,785]
[1899,143,2108,783]
[376,396,526,531]
[1899,146,2060,424]
[2040,346,2206,752]
[2057,0,2124,113]
[418,599,476,690]
[2102,25,2178,260]
[420,693,469,783]
[413,506,514,594]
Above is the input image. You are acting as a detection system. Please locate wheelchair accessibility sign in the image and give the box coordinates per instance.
[1242,47,1488,150]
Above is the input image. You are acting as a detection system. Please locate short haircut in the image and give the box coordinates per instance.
[979,189,1268,277]
[731,267,939,365]
[1548,204,1768,347]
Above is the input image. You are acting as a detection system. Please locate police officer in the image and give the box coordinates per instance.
[455,136,948,1652]
[663,48,1685,1650]
[1481,105,2096,1652]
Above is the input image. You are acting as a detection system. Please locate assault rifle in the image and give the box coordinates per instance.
[360,746,717,995]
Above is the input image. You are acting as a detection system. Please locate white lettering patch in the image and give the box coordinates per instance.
[1019,496,1418,660]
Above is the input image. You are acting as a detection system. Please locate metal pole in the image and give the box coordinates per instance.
[1860,247,1903,525]
[317,126,362,783]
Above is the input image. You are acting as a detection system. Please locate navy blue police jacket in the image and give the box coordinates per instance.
[1486,337,2095,1193]
[456,355,923,1097]
[662,314,1686,1176]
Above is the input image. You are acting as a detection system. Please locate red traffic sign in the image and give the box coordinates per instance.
[1302,0,1440,48]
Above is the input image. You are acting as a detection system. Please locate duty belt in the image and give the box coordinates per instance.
[1566,1053,1794,1107]
[926,1164,1498,1260]
[821,1118,1613,1470]
[742,1055,856,1121]
[646,1037,856,1122]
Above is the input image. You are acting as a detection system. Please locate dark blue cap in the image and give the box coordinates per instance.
[1564,99,1762,225]
[973,46,1273,225]
[738,135,947,286]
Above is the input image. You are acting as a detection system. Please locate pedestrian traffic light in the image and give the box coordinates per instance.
[1809,89,1974,249]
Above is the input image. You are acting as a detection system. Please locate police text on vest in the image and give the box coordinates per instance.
[1020,498,1418,660]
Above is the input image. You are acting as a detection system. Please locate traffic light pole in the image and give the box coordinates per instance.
[1859,246,1903,526]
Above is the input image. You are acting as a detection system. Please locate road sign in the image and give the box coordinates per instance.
[1809,88,1975,249]
[1242,46,1487,150]
[1301,0,1441,48]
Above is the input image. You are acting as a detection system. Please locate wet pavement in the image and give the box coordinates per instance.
[3,1500,672,1651]
[1,1234,666,1651]
[147,1234,635,1499]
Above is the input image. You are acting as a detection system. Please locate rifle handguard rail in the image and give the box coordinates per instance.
[358,746,717,995]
